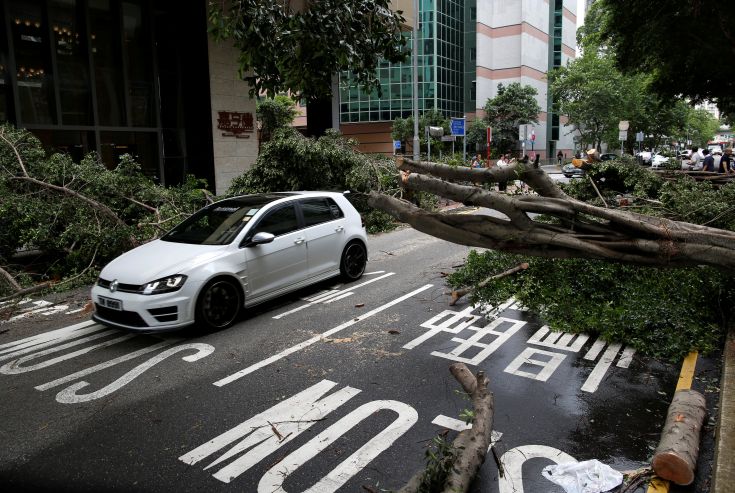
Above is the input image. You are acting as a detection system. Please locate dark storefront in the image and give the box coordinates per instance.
[0,0,215,187]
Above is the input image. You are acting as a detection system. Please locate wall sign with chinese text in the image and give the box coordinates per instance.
[217,111,254,138]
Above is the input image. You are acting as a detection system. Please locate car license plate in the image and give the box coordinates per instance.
[98,296,122,311]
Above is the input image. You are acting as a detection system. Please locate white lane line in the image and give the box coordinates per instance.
[431,415,503,447]
[64,308,86,314]
[616,346,636,368]
[214,284,434,386]
[581,342,622,393]
[363,271,386,275]
[583,337,607,360]
[271,272,395,319]
[323,292,354,304]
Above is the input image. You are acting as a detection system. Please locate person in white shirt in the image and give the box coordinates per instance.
[690,147,703,170]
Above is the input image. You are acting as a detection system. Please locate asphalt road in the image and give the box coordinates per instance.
[0,225,719,492]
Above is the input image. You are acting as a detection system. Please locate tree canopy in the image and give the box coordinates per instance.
[208,0,407,101]
[482,83,541,154]
[592,0,735,113]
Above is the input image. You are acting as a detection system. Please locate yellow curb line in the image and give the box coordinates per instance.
[646,350,699,493]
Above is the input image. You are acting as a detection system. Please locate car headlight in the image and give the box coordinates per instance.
[140,275,187,295]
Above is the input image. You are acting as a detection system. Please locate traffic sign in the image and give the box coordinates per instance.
[635,132,644,142]
[393,140,401,149]
[619,130,628,141]
[450,118,465,136]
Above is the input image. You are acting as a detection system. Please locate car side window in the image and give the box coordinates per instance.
[252,204,299,237]
[301,198,344,227]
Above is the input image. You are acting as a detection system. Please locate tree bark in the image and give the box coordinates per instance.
[367,157,735,271]
[398,364,494,493]
[651,389,707,485]
[450,263,529,306]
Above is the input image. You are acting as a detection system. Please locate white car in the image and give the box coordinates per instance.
[92,192,368,331]
[650,154,670,169]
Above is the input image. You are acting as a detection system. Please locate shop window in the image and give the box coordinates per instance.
[100,131,159,179]
[32,129,96,162]
[89,0,126,126]
[9,0,57,124]
[122,2,154,127]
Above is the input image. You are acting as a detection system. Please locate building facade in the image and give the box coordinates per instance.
[0,0,258,194]
[339,0,578,159]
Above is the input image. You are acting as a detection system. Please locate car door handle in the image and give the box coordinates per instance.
[335,226,344,232]
[294,237,305,245]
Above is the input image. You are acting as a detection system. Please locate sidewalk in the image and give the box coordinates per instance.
[713,326,735,492]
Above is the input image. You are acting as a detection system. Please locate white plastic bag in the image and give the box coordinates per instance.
[542,459,623,493]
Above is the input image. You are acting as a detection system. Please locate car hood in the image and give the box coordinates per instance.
[99,240,228,284]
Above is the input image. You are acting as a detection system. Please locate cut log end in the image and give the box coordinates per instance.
[652,452,694,486]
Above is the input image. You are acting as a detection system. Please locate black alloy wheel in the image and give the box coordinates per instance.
[340,242,367,281]
[195,278,242,330]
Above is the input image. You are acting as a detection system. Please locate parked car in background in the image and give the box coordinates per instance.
[637,151,652,164]
[650,154,670,169]
[599,153,618,161]
[562,163,585,178]
[92,192,368,332]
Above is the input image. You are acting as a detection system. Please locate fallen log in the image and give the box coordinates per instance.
[449,263,529,306]
[398,363,494,493]
[651,389,707,485]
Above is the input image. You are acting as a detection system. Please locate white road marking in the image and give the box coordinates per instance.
[431,415,503,447]
[180,380,361,481]
[214,284,434,386]
[403,305,483,350]
[55,343,214,404]
[36,340,178,391]
[272,272,395,319]
[528,326,589,352]
[583,337,607,360]
[616,346,636,368]
[323,291,354,304]
[1,331,135,374]
[499,445,577,493]
[504,348,567,382]
[363,271,386,275]
[257,400,417,493]
[0,321,103,362]
[581,342,622,393]
[64,308,87,314]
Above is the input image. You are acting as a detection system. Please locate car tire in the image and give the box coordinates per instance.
[340,241,367,282]
[195,278,242,331]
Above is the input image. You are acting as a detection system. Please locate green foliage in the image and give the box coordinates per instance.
[449,250,730,361]
[226,128,436,233]
[449,161,735,360]
[482,83,540,154]
[594,0,735,115]
[414,435,457,493]
[391,109,452,157]
[0,126,209,295]
[208,0,407,101]
[257,95,299,142]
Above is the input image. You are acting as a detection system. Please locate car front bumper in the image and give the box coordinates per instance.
[91,285,197,331]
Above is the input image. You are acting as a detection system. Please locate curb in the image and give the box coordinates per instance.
[712,325,735,492]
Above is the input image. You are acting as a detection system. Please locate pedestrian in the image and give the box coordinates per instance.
[471,153,483,168]
[556,150,564,166]
[719,148,733,173]
[496,154,509,191]
[701,148,714,172]
[690,147,703,170]
[713,149,723,171]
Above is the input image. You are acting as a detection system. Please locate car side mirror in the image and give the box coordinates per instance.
[246,232,275,247]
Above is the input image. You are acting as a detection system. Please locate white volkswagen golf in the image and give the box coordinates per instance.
[91,192,368,331]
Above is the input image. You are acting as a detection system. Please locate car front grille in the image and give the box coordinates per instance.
[148,306,178,323]
[95,304,149,328]
[97,278,140,293]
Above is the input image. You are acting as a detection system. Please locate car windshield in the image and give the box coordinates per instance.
[161,194,293,245]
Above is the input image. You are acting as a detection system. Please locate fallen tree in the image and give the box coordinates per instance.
[368,156,735,271]
[398,363,494,493]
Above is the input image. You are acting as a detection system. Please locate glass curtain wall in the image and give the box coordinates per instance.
[339,0,467,123]
[0,0,213,186]
[548,0,563,145]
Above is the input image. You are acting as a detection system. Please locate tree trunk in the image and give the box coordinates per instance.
[651,389,707,485]
[398,364,494,493]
